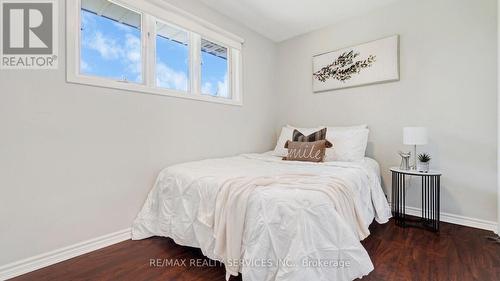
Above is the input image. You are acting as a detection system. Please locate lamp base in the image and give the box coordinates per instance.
[411,144,417,170]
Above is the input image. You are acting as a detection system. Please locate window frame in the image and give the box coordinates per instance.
[79,2,145,85]
[154,18,191,93]
[200,36,231,98]
[67,0,244,106]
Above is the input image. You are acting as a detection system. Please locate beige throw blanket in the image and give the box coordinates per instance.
[199,174,370,279]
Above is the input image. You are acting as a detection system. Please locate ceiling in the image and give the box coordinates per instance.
[197,0,400,42]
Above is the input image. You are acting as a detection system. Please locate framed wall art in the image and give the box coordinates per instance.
[312,35,399,92]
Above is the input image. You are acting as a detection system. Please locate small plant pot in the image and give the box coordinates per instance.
[417,161,430,172]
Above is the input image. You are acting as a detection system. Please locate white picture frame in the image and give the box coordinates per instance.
[312,35,399,92]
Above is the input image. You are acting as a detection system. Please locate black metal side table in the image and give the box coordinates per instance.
[390,168,442,232]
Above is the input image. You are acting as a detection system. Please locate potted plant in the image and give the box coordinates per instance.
[417,153,431,172]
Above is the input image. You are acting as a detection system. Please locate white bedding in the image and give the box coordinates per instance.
[132,152,391,281]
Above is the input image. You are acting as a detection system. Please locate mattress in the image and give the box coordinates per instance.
[132,152,391,281]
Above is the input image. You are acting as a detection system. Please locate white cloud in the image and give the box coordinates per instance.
[84,31,124,60]
[80,59,91,72]
[156,62,188,91]
[81,11,145,82]
[202,73,229,97]
[81,11,94,28]
[125,35,140,60]
[83,31,143,81]
[201,82,213,95]
[216,73,229,98]
[124,34,141,75]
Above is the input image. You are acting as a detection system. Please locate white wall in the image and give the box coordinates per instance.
[1,0,498,269]
[0,0,277,265]
[275,0,497,223]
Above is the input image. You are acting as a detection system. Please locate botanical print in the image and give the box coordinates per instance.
[312,35,399,92]
[313,50,376,83]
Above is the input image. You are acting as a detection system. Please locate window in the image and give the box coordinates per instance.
[201,39,229,98]
[156,21,189,92]
[67,0,243,105]
[80,0,142,83]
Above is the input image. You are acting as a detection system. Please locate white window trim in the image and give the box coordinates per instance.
[66,0,244,106]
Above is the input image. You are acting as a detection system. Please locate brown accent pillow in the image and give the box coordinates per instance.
[283,140,328,162]
[292,128,333,148]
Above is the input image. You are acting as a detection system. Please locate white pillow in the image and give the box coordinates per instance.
[273,125,324,157]
[324,128,369,162]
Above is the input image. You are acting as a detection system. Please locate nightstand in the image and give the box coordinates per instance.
[390,168,442,232]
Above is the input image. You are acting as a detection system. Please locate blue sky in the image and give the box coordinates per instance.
[80,10,228,97]
[201,47,228,97]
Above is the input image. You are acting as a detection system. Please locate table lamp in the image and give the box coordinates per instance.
[403,127,428,170]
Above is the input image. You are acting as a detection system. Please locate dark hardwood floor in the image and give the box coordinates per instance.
[10,219,500,281]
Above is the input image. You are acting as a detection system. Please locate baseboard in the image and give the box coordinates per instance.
[389,203,498,233]
[0,228,131,281]
[0,210,497,280]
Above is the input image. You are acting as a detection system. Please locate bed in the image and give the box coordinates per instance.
[132,151,391,281]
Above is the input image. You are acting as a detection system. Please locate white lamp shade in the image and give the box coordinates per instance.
[403,127,428,145]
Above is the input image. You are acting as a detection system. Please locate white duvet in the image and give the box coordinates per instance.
[132,152,391,281]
